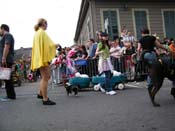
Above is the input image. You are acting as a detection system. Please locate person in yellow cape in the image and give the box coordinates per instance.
[31,18,59,105]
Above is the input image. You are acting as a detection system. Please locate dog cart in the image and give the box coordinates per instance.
[65,59,91,95]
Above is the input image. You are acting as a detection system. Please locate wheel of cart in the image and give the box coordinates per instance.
[115,83,125,90]
[111,74,127,90]
[65,77,91,96]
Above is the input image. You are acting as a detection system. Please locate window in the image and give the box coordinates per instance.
[101,9,120,40]
[133,9,149,40]
[162,10,175,39]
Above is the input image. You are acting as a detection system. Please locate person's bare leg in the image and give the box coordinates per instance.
[39,66,56,105]
[39,66,50,101]
[38,87,42,96]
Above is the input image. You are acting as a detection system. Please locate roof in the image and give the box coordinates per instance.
[74,0,89,42]
[14,47,32,61]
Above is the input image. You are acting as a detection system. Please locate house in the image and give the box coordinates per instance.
[74,0,175,44]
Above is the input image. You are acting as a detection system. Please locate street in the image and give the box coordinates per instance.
[0,79,175,131]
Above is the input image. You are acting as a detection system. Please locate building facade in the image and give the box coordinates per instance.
[74,0,175,44]
[14,47,32,62]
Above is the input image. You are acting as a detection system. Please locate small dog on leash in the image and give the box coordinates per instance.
[65,83,78,96]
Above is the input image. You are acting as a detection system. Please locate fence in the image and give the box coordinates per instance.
[76,55,148,81]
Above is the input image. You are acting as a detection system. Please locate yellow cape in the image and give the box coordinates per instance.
[30,28,56,71]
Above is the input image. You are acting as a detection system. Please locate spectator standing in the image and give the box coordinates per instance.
[87,38,97,58]
[76,45,88,59]
[0,24,16,101]
[110,38,122,71]
[31,18,58,105]
[123,32,136,47]
[110,38,121,59]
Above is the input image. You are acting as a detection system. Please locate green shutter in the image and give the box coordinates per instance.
[103,10,119,40]
[134,11,148,40]
[163,11,175,39]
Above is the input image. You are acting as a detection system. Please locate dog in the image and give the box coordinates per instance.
[64,81,78,96]
[146,54,175,107]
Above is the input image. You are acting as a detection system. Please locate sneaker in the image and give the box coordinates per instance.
[99,86,106,93]
[43,98,56,105]
[106,90,116,95]
[0,97,11,101]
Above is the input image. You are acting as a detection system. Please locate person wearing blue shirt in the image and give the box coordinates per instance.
[87,38,97,58]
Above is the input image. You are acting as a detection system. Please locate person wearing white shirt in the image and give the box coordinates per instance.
[110,38,122,71]
[110,39,121,59]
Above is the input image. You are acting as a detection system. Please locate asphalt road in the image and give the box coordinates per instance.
[0,80,175,131]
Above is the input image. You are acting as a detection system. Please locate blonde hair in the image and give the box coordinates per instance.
[34,18,47,31]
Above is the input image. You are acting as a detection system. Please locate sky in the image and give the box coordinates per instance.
[0,0,82,49]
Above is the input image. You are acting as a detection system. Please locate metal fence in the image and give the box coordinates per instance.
[75,55,148,81]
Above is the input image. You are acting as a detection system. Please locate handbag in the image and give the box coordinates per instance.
[0,66,12,80]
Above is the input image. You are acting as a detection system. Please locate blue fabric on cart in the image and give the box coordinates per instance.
[74,59,87,66]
